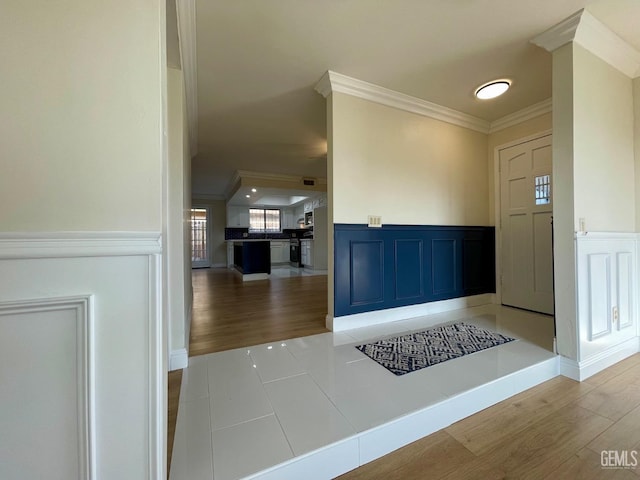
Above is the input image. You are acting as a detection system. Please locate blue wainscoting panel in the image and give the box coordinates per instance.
[350,241,384,306]
[334,224,495,317]
[432,239,457,296]
[394,239,423,300]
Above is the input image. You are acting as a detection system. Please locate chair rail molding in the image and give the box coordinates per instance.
[0,231,162,259]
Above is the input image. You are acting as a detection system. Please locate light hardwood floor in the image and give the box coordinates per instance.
[168,267,329,475]
[337,353,640,480]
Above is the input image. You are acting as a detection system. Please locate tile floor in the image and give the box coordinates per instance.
[170,304,556,480]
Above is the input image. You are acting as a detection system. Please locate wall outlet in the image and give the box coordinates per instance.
[613,306,619,323]
[242,232,248,238]
[578,217,586,233]
[368,215,382,228]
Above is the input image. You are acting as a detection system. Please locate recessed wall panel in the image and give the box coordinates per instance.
[394,239,423,300]
[350,241,384,306]
[462,238,483,291]
[587,253,611,340]
[0,299,91,480]
[432,239,456,295]
[616,252,633,330]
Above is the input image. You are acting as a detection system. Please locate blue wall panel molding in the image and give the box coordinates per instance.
[334,224,495,317]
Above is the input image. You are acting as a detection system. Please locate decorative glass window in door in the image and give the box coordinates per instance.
[535,174,551,205]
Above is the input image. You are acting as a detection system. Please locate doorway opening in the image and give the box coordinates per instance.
[498,133,554,316]
[191,207,210,268]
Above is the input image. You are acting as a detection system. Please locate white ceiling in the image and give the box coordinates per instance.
[191,0,639,197]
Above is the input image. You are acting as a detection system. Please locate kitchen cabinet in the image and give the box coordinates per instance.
[282,209,295,229]
[227,206,250,227]
[270,241,289,265]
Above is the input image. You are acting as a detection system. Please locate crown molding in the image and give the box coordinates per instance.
[489,98,552,133]
[575,11,640,79]
[176,0,199,156]
[315,71,491,134]
[531,9,640,79]
[531,9,583,52]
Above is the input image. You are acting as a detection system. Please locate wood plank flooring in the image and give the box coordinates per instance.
[190,268,329,356]
[168,267,329,476]
[337,353,640,480]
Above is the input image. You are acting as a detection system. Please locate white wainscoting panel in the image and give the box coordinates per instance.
[617,252,634,330]
[586,253,611,340]
[0,233,163,480]
[576,233,638,366]
[0,296,94,480]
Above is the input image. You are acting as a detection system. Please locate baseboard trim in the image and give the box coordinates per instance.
[559,337,640,381]
[170,348,188,371]
[327,293,496,332]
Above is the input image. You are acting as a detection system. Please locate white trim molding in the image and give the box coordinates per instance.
[530,9,583,52]
[0,232,162,259]
[315,71,491,134]
[489,98,552,133]
[170,348,189,370]
[560,337,640,381]
[532,9,640,79]
[0,295,96,479]
[327,294,495,332]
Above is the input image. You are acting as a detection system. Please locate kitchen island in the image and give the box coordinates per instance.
[232,240,271,281]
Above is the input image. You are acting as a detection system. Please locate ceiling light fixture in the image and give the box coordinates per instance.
[245,194,250,198]
[251,188,257,193]
[475,80,511,100]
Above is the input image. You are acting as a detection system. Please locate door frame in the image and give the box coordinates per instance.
[493,129,553,307]
[191,205,212,268]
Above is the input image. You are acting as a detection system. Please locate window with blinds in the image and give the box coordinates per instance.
[249,208,281,232]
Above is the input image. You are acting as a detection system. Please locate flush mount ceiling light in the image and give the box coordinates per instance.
[245,194,250,198]
[475,80,511,100]
[251,188,257,192]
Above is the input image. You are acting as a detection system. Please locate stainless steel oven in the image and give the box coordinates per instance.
[289,239,302,267]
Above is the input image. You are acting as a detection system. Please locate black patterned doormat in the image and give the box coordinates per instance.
[355,322,516,376]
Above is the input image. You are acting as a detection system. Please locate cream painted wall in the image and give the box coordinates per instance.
[167,67,192,366]
[487,113,552,225]
[573,44,635,233]
[331,93,489,226]
[634,77,640,230]
[0,1,163,232]
[552,43,578,360]
[191,198,227,266]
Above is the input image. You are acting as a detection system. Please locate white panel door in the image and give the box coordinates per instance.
[500,134,554,314]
